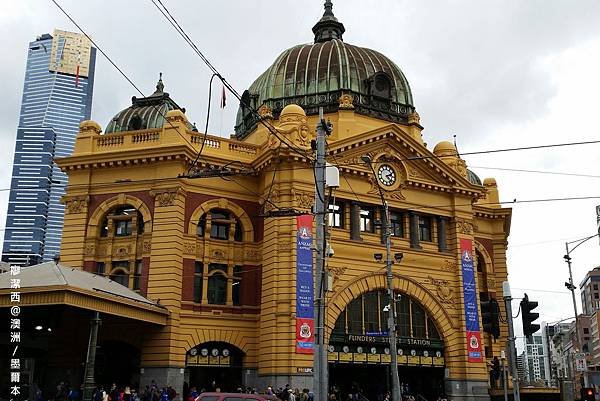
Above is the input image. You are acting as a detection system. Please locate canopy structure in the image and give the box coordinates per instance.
[0,261,168,325]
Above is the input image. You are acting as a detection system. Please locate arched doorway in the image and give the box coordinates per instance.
[328,290,445,401]
[186,342,244,393]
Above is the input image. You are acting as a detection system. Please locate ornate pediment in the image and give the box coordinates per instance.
[329,126,483,195]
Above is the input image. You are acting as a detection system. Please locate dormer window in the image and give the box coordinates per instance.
[367,72,393,100]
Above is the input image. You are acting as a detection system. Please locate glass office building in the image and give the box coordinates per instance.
[2,29,96,265]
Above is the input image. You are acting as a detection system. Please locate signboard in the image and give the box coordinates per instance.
[295,215,314,354]
[460,238,483,362]
[433,357,445,366]
[343,334,443,348]
[576,353,587,372]
[353,353,367,363]
[420,356,433,366]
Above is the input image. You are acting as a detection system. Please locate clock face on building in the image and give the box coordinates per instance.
[377,164,396,186]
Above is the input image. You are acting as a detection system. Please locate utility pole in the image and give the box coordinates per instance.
[563,233,600,388]
[501,350,508,401]
[503,281,520,401]
[313,107,328,401]
[564,242,588,388]
[361,155,402,401]
[384,199,402,401]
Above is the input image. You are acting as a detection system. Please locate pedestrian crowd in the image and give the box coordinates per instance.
[91,381,177,401]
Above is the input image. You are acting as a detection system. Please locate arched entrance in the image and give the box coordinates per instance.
[186,342,244,393]
[328,290,445,401]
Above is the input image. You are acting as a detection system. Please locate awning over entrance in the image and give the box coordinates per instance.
[0,261,168,325]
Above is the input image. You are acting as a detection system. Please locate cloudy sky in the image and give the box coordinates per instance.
[2,0,600,342]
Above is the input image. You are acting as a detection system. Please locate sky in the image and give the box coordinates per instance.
[2,0,600,343]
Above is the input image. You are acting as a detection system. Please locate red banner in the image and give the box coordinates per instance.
[295,318,315,354]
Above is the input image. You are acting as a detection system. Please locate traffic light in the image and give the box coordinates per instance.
[481,298,500,339]
[581,387,594,401]
[521,293,540,339]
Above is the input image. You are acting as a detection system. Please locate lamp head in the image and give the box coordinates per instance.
[373,253,383,262]
[361,155,372,165]
[394,252,404,263]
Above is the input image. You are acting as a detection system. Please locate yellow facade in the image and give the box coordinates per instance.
[55,3,511,399]
[57,100,510,397]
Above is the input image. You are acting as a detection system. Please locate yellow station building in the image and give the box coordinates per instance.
[1,2,512,400]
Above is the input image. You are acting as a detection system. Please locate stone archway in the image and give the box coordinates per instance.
[474,241,494,275]
[185,341,246,393]
[326,272,454,343]
[188,198,254,242]
[86,194,153,237]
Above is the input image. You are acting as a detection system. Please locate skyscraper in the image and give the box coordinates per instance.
[2,29,96,266]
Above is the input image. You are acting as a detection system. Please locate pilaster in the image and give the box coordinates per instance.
[141,187,186,369]
[59,195,90,268]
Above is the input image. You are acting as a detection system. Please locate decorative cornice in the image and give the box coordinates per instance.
[292,189,314,211]
[454,217,474,235]
[63,195,90,214]
[150,187,185,207]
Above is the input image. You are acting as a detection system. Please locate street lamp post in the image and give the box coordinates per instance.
[361,155,402,401]
[564,233,599,388]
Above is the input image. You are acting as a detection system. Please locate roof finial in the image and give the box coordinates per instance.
[154,72,164,95]
[312,0,345,43]
[324,0,333,16]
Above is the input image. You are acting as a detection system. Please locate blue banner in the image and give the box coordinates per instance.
[296,215,314,353]
[460,238,482,362]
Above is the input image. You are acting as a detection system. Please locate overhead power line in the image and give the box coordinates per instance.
[471,165,600,179]
[49,0,200,154]
[149,0,314,162]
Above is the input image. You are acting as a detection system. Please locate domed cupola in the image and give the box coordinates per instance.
[312,0,345,43]
[235,1,415,139]
[105,74,194,134]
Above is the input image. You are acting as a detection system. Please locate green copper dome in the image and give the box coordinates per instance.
[235,1,415,139]
[105,74,194,134]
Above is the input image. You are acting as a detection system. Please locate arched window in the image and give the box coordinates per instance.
[197,209,243,242]
[208,272,227,305]
[332,290,441,340]
[476,250,486,273]
[193,262,245,306]
[100,205,145,237]
[110,268,129,287]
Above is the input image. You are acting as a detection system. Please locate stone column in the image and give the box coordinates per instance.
[350,201,361,241]
[409,212,421,249]
[437,216,448,252]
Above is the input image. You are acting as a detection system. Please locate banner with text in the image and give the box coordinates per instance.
[460,238,483,362]
[296,215,314,354]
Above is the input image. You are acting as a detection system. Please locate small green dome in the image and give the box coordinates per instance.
[105,75,193,134]
[235,1,414,138]
[467,169,483,186]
